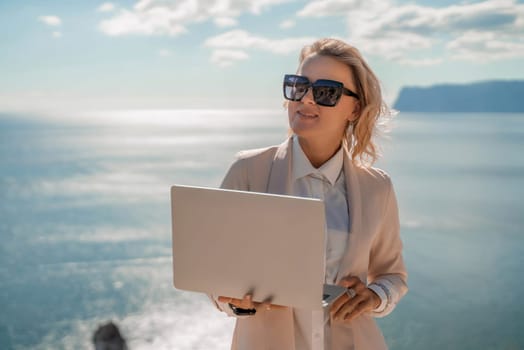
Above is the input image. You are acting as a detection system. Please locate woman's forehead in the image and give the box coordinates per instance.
[298,54,354,86]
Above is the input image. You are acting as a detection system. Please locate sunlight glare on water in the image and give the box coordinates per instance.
[0,110,523,349]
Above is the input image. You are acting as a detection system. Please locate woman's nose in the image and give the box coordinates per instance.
[301,87,316,105]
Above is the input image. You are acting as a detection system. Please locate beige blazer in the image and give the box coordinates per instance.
[212,138,408,350]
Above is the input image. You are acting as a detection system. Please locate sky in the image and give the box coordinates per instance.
[1,0,524,112]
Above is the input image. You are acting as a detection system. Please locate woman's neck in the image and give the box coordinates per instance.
[297,136,342,168]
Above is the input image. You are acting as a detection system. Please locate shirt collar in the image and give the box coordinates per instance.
[292,135,343,186]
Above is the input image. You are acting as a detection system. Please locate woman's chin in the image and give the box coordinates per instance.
[289,126,318,140]
[290,117,319,132]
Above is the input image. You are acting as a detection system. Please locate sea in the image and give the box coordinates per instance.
[0,109,523,350]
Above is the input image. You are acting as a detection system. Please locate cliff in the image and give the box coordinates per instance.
[393,80,524,113]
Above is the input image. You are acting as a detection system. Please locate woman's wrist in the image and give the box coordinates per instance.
[369,290,381,309]
[367,283,389,312]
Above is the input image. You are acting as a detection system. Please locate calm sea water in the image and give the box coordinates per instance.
[0,110,523,349]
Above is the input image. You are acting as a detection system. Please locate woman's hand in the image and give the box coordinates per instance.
[217,294,285,312]
[330,276,381,323]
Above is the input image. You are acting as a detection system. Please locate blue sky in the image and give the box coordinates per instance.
[1,0,523,112]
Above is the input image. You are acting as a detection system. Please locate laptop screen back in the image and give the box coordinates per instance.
[171,184,327,310]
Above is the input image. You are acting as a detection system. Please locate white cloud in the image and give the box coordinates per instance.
[204,30,316,67]
[204,29,315,55]
[280,19,295,29]
[447,30,524,61]
[297,0,363,17]
[204,29,315,67]
[352,0,521,36]
[205,0,294,16]
[98,0,292,36]
[210,49,249,68]
[99,8,187,36]
[214,17,238,27]
[97,2,116,13]
[351,31,433,61]
[52,31,62,38]
[295,0,524,64]
[38,15,62,26]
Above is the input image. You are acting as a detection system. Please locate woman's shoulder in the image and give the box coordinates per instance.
[360,166,391,180]
[224,142,284,174]
[234,144,280,161]
[353,165,394,189]
[233,139,289,163]
[222,141,287,190]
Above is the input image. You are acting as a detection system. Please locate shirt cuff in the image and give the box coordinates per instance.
[368,283,388,313]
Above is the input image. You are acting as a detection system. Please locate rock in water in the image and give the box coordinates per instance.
[93,321,127,350]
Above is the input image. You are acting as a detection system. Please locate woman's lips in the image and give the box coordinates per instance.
[297,110,318,119]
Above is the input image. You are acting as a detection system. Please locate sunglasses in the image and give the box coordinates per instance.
[283,74,359,107]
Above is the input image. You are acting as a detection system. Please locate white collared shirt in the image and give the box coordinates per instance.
[291,136,350,284]
[291,136,350,350]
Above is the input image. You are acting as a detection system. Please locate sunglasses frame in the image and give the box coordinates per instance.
[283,74,359,107]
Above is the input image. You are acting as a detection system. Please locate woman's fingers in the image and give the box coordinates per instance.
[330,291,350,314]
[261,302,287,310]
[218,294,286,311]
[241,294,255,309]
[218,294,255,309]
[217,296,243,307]
[217,296,229,303]
[332,294,364,320]
[344,302,369,322]
[331,275,380,323]
[331,276,364,315]
[338,276,362,289]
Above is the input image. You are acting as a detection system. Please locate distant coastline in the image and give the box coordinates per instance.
[393,80,524,113]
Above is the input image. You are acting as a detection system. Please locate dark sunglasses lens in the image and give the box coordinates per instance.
[284,83,309,100]
[313,84,342,106]
[283,75,310,101]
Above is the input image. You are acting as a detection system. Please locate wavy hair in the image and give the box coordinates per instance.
[297,38,392,167]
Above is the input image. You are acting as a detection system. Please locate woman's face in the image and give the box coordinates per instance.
[288,53,359,145]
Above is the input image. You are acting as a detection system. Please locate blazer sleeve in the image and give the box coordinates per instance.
[220,155,250,191]
[367,176,408,318]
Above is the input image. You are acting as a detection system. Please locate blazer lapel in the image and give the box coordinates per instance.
[266,138,293,195]
[336,153,364,283]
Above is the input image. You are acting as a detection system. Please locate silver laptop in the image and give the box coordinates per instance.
[170,184,346,310]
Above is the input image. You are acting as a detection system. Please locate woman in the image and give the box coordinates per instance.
[211,38,408,350]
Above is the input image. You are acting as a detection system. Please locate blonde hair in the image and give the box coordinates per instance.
[297,38,391,167]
